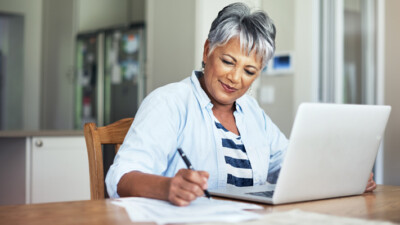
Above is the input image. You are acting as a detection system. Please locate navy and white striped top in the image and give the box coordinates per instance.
[213,117,254,187]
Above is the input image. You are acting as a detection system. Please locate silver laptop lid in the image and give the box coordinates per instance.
[273,103,391,204]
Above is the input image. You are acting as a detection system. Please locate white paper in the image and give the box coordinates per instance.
[112,197,262,224]
[190,209,396,225]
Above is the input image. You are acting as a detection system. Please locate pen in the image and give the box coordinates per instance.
[177,148,212,199]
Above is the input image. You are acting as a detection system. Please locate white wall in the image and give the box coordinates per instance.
[0,0,43,130]
[130,0,145,23]
[383,0,400,185]
[40,0,76,130]
[145,0,197,93]
[78,0,128,32]
[259,0,295,136]
[77,0,145,32]
[293,0,319,111]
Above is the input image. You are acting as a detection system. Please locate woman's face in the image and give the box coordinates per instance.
[201,37,262,108]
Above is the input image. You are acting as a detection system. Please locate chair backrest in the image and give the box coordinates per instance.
[83,118,134,200]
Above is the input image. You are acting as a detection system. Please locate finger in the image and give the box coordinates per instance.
[365,184,376,192]
[175,186,200,201]
[365,180,377,192]
[169,195,191,206]
[366,179,374,188]
[180,170,208,188]
[371,182,377,191]
[197,171,210,189]
[365,184,372,192]
[168,179,197,205]
[198,171,210,179]
[173,170,205,197]
[369,180,377,189]
[180,181,204,197]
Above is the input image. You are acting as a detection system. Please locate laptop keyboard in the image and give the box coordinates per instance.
[246,191,274,198]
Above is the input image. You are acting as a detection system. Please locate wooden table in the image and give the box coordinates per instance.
[1,185,399,224]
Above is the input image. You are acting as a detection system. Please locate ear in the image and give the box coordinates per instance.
[203,39,210,65]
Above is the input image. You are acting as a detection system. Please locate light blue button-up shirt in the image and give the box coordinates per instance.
[105,71,288,198]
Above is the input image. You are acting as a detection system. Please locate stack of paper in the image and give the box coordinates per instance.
[191,209,397,225]
[113,197,262,224]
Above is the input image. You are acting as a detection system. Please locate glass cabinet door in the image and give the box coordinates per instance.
[75,33,98,129]
[103,26,146,125]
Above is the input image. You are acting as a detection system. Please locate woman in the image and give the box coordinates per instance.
[106,2,376,206]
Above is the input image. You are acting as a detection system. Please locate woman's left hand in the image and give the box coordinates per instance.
[364,172,377,192]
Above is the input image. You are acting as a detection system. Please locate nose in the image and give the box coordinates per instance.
[226,68,241,84]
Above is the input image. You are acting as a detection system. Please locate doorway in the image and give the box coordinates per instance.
[0,13,24,130]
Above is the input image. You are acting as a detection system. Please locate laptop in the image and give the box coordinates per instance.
[209,103,391,204]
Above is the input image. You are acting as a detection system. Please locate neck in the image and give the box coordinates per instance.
[198,74,235,114]
[212,102,235,115]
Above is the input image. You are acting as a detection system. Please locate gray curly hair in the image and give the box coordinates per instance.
[207,2,276,68]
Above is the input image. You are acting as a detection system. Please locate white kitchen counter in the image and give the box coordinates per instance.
[0,130,83,138]
[0,131,90,205]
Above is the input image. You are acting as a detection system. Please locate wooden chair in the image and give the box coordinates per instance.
[83,118,134,200]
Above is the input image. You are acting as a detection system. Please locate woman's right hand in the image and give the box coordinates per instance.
[167,169,209,206]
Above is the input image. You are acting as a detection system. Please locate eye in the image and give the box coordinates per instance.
[245,70,255,75]
[222,59,234,65]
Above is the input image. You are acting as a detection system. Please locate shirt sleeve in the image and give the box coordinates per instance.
[263,111,289,184]
[105,88,183,198]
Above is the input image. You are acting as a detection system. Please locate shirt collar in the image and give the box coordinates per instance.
[190,70,244,113]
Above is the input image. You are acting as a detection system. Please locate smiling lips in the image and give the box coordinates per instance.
[220,81,237,93]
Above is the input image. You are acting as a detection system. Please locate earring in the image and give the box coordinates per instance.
[247,86,253,96]
[201,61,205,74]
